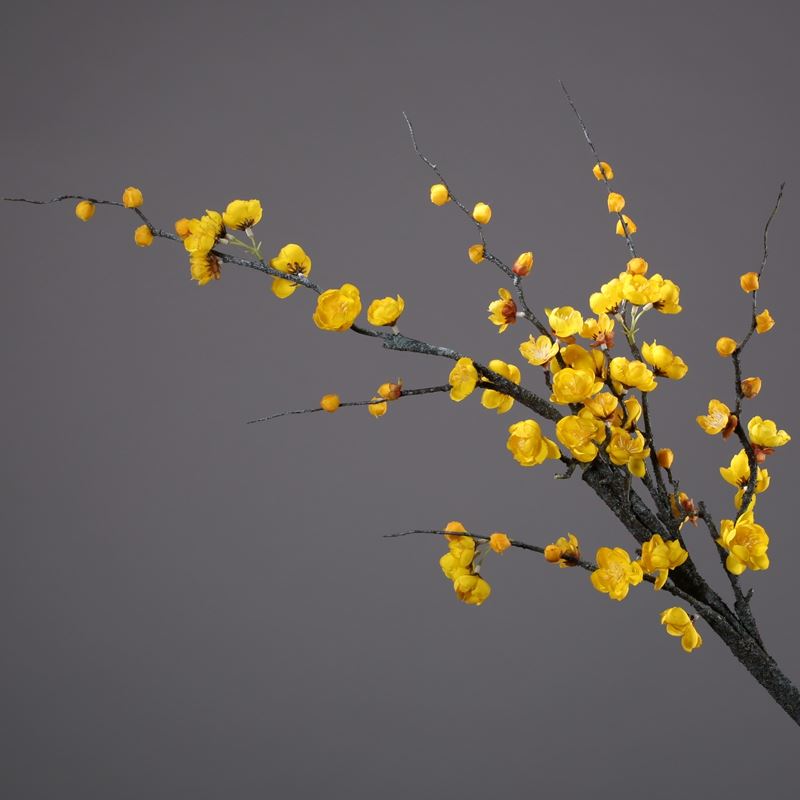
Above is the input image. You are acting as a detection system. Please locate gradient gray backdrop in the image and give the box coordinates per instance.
[2,1,799,797]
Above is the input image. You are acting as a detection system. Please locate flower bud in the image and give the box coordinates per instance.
[755,309,774,334]
[134,224,154,247]
[174,217,192,239]
[489,533,512,554]
[626,257,648,275]
[472,202,492,225]
[657,448,674,470]
[715,337,737,357]
[429,183,450,206]
[512,251,534,276]
[607,192,625,213]
[74,200,95,221]
[740,272,759,293]
[320,394,340,412]
[593,161,614,181]
[368,397,388,417]
[544,544,562,563]
[740,377,762,398]
[122,186,144,208]
[615,215,637,236]
[378,381,402,401]
[468,244,485,264]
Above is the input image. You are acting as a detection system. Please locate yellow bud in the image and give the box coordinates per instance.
[134,224,154,247]
[615,215,637,236]
[122,186,144,208]
[657,448,674,470]
[489,533,512,554]
[512,251,534,276]
[544,544,562,563]
[740,377,762,398]
[468,244,485,264]
[430,183,450,206]
[607,192,626,213]
[740,272,760,293]
[593,162,614,181]
[472,202,492,225]
[174,217,191,239]
[320,394,340,412]
[74,200,95,221]
[715,337,737,357]
[626,257,648,276]
[378,381,403,401]
[755,309,774,334]
[368,397,388,418]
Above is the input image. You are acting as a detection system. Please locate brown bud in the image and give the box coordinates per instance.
[512,251,534,277]
[722,414,738,440]
[740,377,762,399]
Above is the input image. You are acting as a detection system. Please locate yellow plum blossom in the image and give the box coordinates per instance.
[589,278,624,316]
[582,391,619,421]
[720,449,770,508]
[440,535,476,578]
[444,520,468,541]
[740,272,760,292]
[74,200,95,221]
[716,337,737,357]
[648,275,682,314]
[453,573,492,605]
[189,251,221,286]
[134,225,153,247]
[368,295,405,327]
[313,283,362,331]
[468,244,485,264]
[717,510,769,574]
[544,533,581,567]
[607,192,625,213]
[748,416,791,449]
[696,399,733,435]
[593,161,614,181]
[620,272,655,306]
[546,306,584,339]
[183,211,225,254]
[481,360,520,414]
[449,358,478,402]
[519,334,559,367]
[472,202,492,224]
[122,186,143,208]
[639,534,689,590]
[430,184,450,206]
[555,412,606,462]
[368,397,388,418]
[320,394,340,412]
[609,357,658,392]
[616,214,637,236]
[506,419,561,467]
[489,533,512,554]
[626,257,648,275]
[222,199,262,231]
[755,309,774,333]
[487,288,518,333]
[580,314,615,349]
[270,243,312,299]
[606,427,650,478]
[611,396,642,430]
[591,547,643,601]
[660,608,703,652]
[513,251,534,276]
[551,368,603,405]
[641,342,688,380]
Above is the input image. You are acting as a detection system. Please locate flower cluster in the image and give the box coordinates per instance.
[438,522,491,606]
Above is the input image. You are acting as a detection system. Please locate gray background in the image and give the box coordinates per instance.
[2,1,799,797]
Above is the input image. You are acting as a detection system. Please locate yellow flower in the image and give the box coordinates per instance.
[591,547,643,601]
[580,313,615,349]
[612,396,642,430]
[717,510,769,574]
[640,534,688,590]
[648,274,682,314]
[519,335,559,367]
[368,397,388,418]
[189,251,221,286]
[544,533,581,567]
[270,243,312,299]
[657,448,674,470]
[616,214,637,236]
[606,427,651,478]
[513,251,534,277]
[620,272,655,306]
[444,520,468,542]
[449,357,478,402]
[122,186,143,208]
[430,183,450,206]
[222,199,263,231]
[740,272,760,292]
[716,337,737,356]
[720,449,770,508]
[174,217,191,239]
[660,608,703,652]
[320,394,340,412]
[134,224,153,247]
[748,416,790,448]
[582,391,618,421]
[740,377,762,398]
[481,360,520,414]
[440,535,476,578]
[312,283,362,331]
[506,419,561,467]
[593,161,614,181]
[378,380,403,401]
[74,200,95,221]
[472,202,492,224]
[696,399,732,435]
[626,257,648,275]
[755,309,774,333]
[183,211,225,254]
[468,244,485,264]
[546,306,584,339]
[589,278,624,315]
[555,412,606,462]
[488,288,518,333]
[453,573,492,605]
[609,357,658,392]
[607,192,625,213]
[489,533,512,554]
[368,295,405,327]
[551,368,603,405]
[641,341,688,380]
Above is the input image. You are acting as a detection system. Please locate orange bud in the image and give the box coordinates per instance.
[607,192,625,213]
[715,337,737,357]
[657,448,674,470]
[174,218,191,239]
[444,521,468,542]
[740,272,759,293]
[430,184,450,206]
[544,544,562,563]
[378,380,403,401]
[320,394,340,412]
[368,397,388,418]
[134,224,153,247]
[489,533,512,554]
[626,257,648,276]
[472,202,492,225]
[74,200,95,221]
[122,186,144,208]
[755,309,774,334]
[513,251,534,276]
[468,244,485,264]
[740,377,762,398]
